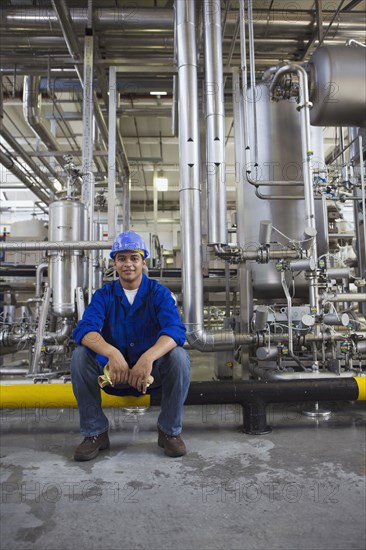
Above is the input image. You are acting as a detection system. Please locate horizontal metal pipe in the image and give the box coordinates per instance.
[249,364,358,381]
[0,368,28,375]
[0,240,113,251]
[3,7,364,31]
[324,293,366,302]
[152,277,238,292]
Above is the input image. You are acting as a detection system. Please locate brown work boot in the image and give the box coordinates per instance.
[74,431,110,461]
[158,426,186,457]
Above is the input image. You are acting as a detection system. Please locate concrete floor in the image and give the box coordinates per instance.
[1,353,365,550]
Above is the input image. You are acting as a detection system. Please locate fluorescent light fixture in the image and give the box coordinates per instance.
[150,91,167,96]
[155,177,168,192]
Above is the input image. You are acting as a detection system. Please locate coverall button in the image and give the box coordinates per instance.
[130,342,134,347]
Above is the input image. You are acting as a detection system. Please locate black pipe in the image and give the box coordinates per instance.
[150,379,362,434]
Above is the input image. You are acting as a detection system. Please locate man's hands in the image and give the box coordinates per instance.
[82,333,176,393]
[107,348,153,394]
[107,350,130,386]
[128,353,153,394]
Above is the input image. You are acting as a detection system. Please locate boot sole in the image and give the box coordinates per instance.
[74,442,110,462]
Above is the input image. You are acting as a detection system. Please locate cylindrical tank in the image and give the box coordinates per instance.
[309,46,366,127]
[11,218,47,239]
[48,199,88,317]
[242,82,327,299]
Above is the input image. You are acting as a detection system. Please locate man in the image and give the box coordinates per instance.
[71,230,190,461]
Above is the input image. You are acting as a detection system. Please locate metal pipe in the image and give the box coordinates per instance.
[43,319,73,343]
[176,0,235,352]
[0,149,50,206]
[28,286,52,375]
[249,364,358,381]
[4,7,364,31]
[81,30,94,204]
[87,172,95,303]
[108,66,117,237]
[270,64,319,315]
[203,0,227,245]
[323,293,366,302]
[171,75,178,137]
[247,0,258,164]
[23,75,66,168]
[35,262,48,297]
[0,240,113,251]
[51,0,81,63]
[359,135,366,278]
[0,125,57,195]
[281,270,306,370]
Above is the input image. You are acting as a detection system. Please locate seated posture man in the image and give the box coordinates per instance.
[71,230,190,461]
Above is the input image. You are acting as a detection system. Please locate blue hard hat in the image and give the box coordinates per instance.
[110,230,149,259]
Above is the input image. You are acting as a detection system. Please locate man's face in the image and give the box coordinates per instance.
[114,251,146,289]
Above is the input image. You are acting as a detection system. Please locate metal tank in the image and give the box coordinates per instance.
[48,199,88,317]
[309,46,366,127]
[242,82,327,299]
[10,218,47,239]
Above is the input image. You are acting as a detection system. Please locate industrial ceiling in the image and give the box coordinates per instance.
[0,0,365,224]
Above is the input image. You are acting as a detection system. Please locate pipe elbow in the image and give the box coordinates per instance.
[43,320,73,344]
[186,328,236,352]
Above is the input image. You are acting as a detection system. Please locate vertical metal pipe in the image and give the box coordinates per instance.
[81,31,94,204]
[239,1,250,158]
[203,0,227,245]
[233,67,252,373]
[122,174,131,231]
[176,0,235,351]
[232,68,246,245]
[88,171,95,303]
[349,127,359,161]
[0,72,3,122]
[359,135,366,283]
[171,75,178,137]
[108,65,117,238]
[177,0,204,333]
[247,0,258,162]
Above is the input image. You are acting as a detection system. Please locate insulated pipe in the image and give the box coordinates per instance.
[23,75,67,168]
[51,0,82,64]
[108,66,117,236]
[203,0,227,245]
[4,7,364,32]
[0,240,113,252]
[247,0,258,163]
[0,125,57,195]
[0,149,50,206]
[81,30,94,204]
[176,0,236,351]
[1,378,365,435]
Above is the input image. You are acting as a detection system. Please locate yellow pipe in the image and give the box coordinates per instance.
[0,383,150,408]
[355,377,366,401]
